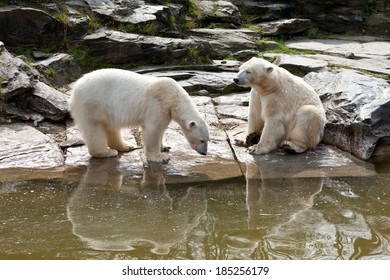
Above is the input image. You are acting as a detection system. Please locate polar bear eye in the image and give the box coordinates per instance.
[245,70,251,74]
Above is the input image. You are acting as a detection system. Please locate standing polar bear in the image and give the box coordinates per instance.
[233,57,326,154]
[69,69,209,162]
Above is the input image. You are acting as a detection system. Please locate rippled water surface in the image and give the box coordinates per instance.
[1,165,390,260]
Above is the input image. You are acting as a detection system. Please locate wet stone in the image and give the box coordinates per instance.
[0,123,64,169]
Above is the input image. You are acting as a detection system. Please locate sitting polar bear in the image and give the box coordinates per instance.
[69,69,209,162]
[233,57,326,154]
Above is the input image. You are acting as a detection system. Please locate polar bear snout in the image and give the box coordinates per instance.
[233,78,240,84]
[196,141,208,156]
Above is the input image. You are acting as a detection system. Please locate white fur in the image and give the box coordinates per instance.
[69,68,209,162]
[234,57,326,154]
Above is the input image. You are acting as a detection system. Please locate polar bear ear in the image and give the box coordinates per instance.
[266,66,274,74]
[188,121,196,130]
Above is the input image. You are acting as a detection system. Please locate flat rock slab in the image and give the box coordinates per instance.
[285,37,390,76]
[0,123,64,170]
[285,38,390,58]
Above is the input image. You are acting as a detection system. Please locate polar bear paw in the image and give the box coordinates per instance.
[90,148,119,158]
[245,132,261,147]
[247,145,270,155]
[280,141,307,153]
[147,154,171,164]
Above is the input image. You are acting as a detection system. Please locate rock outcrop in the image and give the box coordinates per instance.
[305,69,390,160]
[0,42,69,123]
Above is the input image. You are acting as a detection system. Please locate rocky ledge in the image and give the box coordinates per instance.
[1,37,389,182]
[0,0,389,183]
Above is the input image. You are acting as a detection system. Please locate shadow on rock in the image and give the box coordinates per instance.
[67,158,207,255]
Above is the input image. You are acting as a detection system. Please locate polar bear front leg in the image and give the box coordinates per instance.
[248,120,285,155]
[141,126,170,163]
[247,89,264,136]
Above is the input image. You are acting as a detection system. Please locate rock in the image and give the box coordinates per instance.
[0,42,38,101]
[285,37,390,76]
[33,53,82,87]
[257,18,312,36]
[269,54,328,77]
[0,43,69,122]
[146,70,242,94]
[0,7,64,48]
[304,69,390,160]
[84,0,179,37]
[196,0,241,26]
[365,13,390,37]
[82,29,212,64]
[0,123,64,169]
[313,14,363,33]
[27,82,69,122]
[189,28,258,59]
[234,0,294,23]
[292,0,365,33]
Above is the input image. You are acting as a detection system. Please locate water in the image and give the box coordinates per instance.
[1,166,390,260]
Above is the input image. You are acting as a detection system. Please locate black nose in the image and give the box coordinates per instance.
[233,78,239,84]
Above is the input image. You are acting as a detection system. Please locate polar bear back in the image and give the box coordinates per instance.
[69,68,162,128]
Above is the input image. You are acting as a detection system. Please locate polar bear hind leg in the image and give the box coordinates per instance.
[81,122,119,158]
[281,105,324,153]
[105,127,134,152]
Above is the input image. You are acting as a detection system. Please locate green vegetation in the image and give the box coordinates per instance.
[116,22,157,35]
[0,76,5,98]
[188,0,200,17]
[68,46,109,72]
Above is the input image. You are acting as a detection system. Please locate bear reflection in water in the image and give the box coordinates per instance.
[67,158,207,255]
[67,154,326,258]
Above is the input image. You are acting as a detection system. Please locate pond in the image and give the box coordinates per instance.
[1,162,390,260]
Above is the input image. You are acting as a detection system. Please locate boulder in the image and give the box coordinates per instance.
[196,0,241,26]
[0,43,69,122]
[365,13,390,37]
[84,0,180,37]
[0,42,38,101]
[304,69,390,160]
[33,53,82,87]
[233,0,294,23]
[0,7,64,48]
[257,18,312,36]
[82,29,212,64]
[269,54,328,77]
[189,28,258,59]
[26,82,69,122]
[145,70,243,94]
[0,123,64,169]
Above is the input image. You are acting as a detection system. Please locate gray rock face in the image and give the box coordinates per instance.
[33,53,82,87]
[271,54,328,77]
[82,29,212,64]
[189,28,258,59]
[197,0,241,26]
[0,123,64,169]
[0,43,69,122]
[85,0,180,37]
[0,7,64,47]
[257,18,312,36]
[304,69,390,160]
[233,0,294,23]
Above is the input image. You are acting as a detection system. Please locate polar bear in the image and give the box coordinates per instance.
[69,68,209,162]
[233,57,326,154]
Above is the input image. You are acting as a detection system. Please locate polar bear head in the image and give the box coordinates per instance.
[233,57,275,88]
[181,117,209,156]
